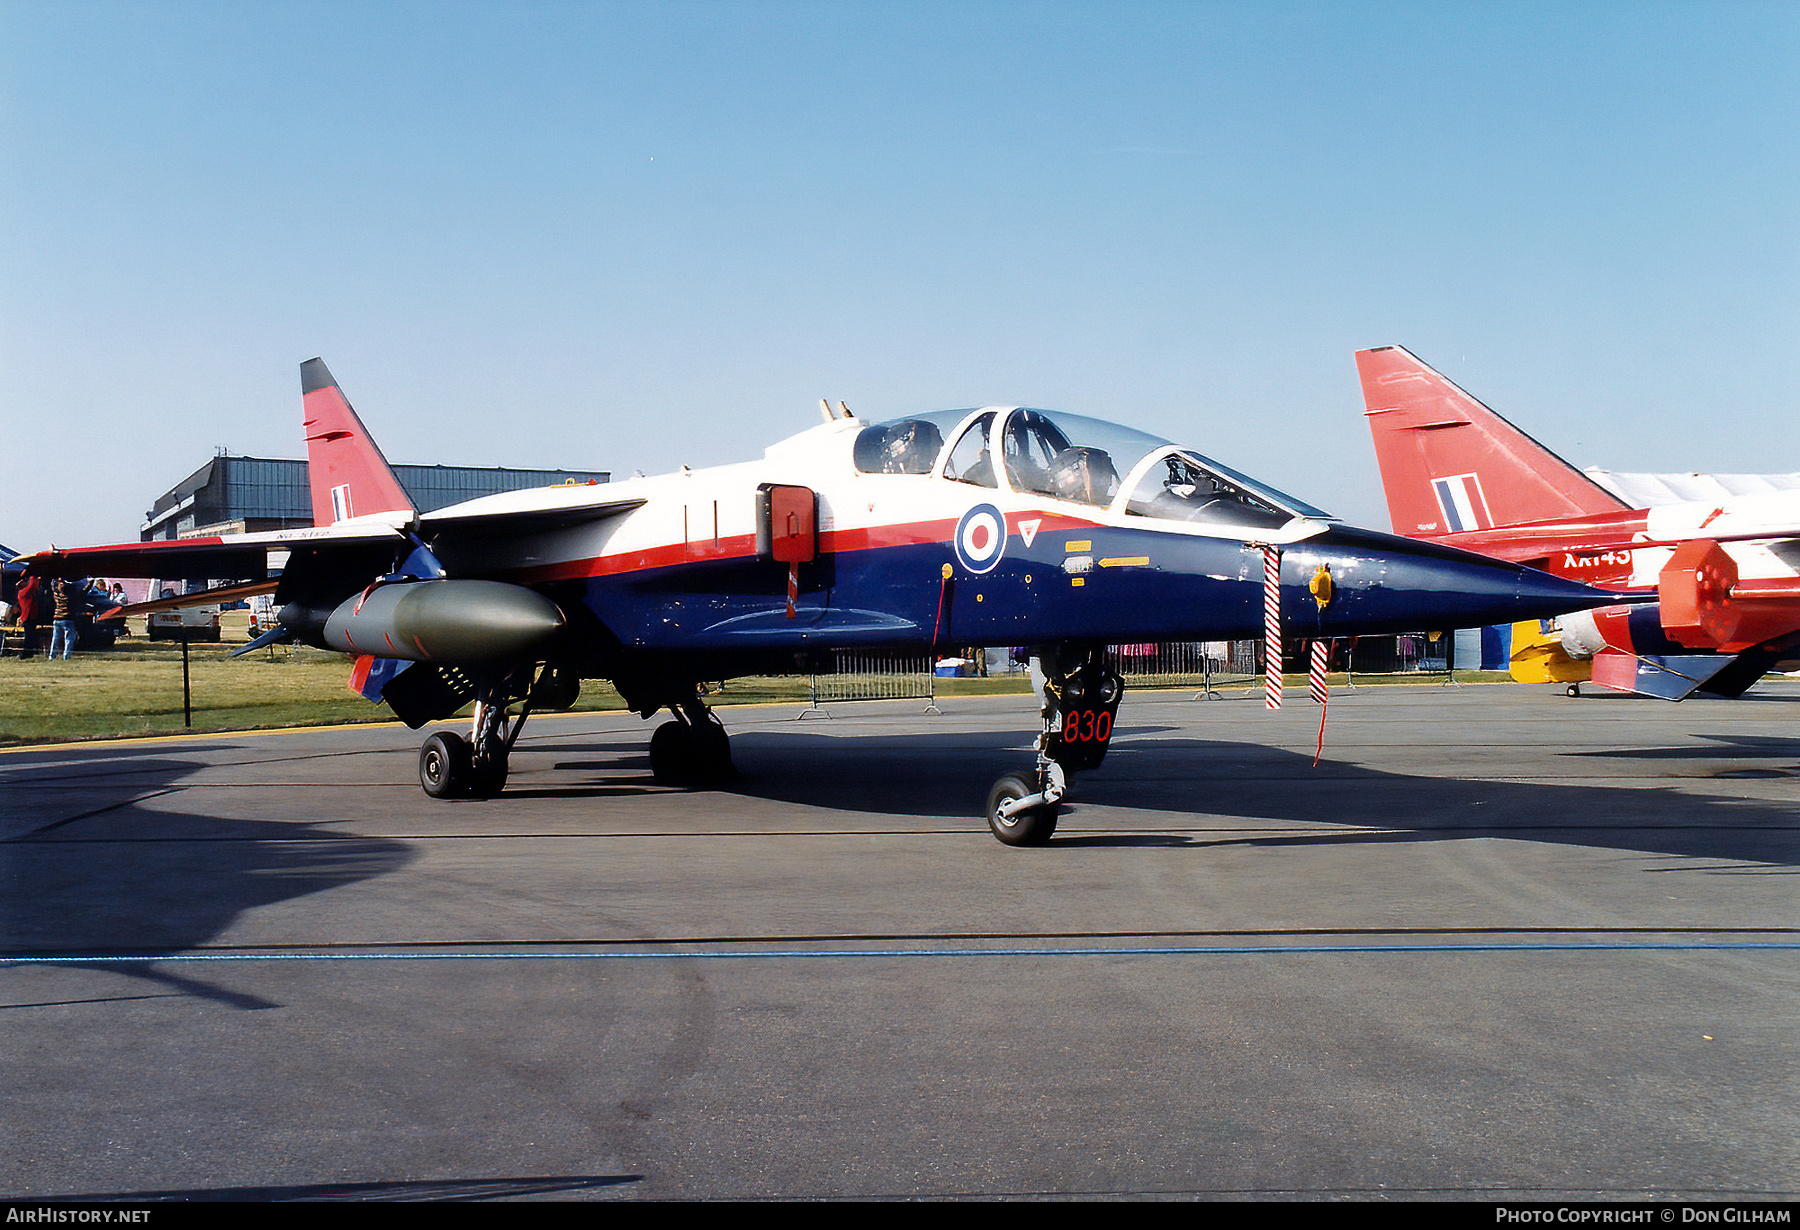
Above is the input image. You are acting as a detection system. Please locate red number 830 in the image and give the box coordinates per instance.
[1062,710,1113,743]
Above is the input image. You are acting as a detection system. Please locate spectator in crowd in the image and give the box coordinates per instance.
[47,576,79,660]
[15,573,44,659]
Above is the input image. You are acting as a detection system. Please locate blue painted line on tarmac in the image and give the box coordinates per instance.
[5,941,1799,965]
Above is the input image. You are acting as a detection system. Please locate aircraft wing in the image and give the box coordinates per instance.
[20,536,276,582]
[120,579,281,616]
[18,523,409,582]
[418,492,646,539]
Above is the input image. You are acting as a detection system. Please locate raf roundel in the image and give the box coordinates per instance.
[954,503,1008,574]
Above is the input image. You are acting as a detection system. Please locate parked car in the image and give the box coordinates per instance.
[146,586,222,642]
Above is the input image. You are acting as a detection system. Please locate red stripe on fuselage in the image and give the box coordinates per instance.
[1431,509,1652,563]
[493,510,1101,584]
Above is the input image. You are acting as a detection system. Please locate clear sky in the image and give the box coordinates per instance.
[3,0,1796,549]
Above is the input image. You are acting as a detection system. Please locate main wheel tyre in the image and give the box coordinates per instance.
[985,772,1058,846]
[649,721,697,785]
[420,732,471,799]
[467,753,509,799]
[692,722,735,784]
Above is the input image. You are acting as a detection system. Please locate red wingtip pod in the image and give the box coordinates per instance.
[300,358,415,526]
[1355,346,1628,538]
[1659,539,1800,653]
[1659,539,1738,649]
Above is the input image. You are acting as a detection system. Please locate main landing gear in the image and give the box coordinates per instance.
[418,663,574,799]
[986,646,1122,846]
[420,698,520,799]
[648,691,735,787]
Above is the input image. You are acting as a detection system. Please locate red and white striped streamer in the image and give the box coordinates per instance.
[1262,545,1282,710]
[1310,637,1333,766]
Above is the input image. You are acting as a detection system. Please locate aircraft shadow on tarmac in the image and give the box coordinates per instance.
[1,723,1793,991]
[51,1175,641,1201]
[689,726,1800,867]
[506,720,1800,865]
[2,752,414,1006]
[1562,732,1800,763]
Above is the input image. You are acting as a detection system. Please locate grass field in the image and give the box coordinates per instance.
[0,614,1504,746]
[0,615,1033,745]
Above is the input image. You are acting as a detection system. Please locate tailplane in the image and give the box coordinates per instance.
[301,358,415,526]
[1356,346,1628,537]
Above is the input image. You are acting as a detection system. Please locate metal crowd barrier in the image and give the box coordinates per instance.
[801,649,942,718]
[1121,635,1462,697]
[1111,640,1264,699]
[1342,634,1456,687]
[798,633,1462,719]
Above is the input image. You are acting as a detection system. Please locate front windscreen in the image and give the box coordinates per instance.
[1127,449,1332,529]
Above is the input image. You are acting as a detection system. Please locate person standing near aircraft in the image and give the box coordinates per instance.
[15,572,44,659]
[47,575,79,660]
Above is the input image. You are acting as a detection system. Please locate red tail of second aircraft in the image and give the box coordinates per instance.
[301,358,415,526]
[1355,345,1628,538]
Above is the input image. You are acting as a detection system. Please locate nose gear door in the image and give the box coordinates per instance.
[1038,646,1123,773]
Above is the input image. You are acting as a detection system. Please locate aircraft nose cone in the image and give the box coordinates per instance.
[1300,526,1621,634]
[1509,566,1621,615]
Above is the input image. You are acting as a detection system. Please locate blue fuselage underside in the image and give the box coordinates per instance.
[562,524,1586,670]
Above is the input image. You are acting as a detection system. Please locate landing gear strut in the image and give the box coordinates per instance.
[417,666,539,798]
[648,691,735,787]
[985,646,1122,846]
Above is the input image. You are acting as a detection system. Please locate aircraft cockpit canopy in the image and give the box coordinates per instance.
[854,407,1332,530]
[851,417,945,475]
[999,409,1121,508]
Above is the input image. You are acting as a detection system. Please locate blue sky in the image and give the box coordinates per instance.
[3,0,1796,548]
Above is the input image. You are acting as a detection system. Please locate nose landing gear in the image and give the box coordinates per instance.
[984,646,1122,846]
[986,763,1066,847]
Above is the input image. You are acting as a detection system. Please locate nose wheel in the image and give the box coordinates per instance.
[986,772,1059,846]
[982,645,1121,846]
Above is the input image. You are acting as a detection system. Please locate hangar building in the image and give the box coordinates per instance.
[142,454,611,541]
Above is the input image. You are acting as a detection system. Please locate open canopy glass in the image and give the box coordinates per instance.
[855,407,1333,531]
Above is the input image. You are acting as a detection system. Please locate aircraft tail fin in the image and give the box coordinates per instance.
[301,358,415,526]
[1356,346,1629,537]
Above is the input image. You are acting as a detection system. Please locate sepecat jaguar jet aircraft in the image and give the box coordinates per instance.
[24,359,1618,844]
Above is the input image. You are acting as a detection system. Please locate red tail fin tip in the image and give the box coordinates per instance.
[300,359,415,526]
[1356,346,1627,536]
